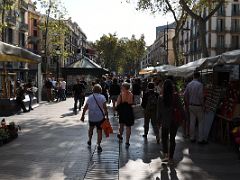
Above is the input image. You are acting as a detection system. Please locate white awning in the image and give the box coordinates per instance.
[218,49,240,65]
[167,56,220,78]
[155,64,176,73]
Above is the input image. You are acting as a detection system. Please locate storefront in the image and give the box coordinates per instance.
[0,41,41,116]
[166,50,240,156]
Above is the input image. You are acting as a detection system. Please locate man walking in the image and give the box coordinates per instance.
[184,72,206,144]
[72,79,86,114]
[141,82,160,143]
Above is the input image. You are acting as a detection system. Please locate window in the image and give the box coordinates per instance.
[6,28,13,44]
[217,19,225,32]
[217,35,225,48]
[33,30,37,37]
[33,44,38,51]
[33,19,37,27]
[231,19,240,32]
[232,35,240,49]
[218,5,225,16]
[19,32,25,47]
[232,4,240,16]
[20,11,25,23]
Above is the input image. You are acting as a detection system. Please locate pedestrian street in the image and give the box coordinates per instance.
[0,98,239,180]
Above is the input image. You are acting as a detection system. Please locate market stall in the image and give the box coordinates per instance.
[0,41,41,116]
[61,56,109,95]
[167,55,220,78]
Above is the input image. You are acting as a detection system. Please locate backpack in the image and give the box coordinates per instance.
[146,92,158,111]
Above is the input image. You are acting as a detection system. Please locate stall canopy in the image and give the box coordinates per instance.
[139,66,155,75]
[167,55,221,78]
[218,49,240,65]
[62,55,109,75]
[155,65,175,73]
[0,41,41,64]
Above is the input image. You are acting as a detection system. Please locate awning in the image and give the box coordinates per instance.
[218,49,240,65]
[155,65,175,73]
[139,66,154,75]
[0,41,41,64]
[68,55,102,69]
[167,56,220,78]
[63,55,109,75]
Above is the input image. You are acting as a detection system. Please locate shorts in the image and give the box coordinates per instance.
[89,120,103,130]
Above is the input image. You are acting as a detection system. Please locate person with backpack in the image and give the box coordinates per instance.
[141,82,160,143]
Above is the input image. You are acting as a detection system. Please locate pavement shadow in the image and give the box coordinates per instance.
[0,116,95,180]
[60,111,76,118]
[119,117,185,180]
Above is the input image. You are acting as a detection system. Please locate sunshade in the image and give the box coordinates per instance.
[0,41,41,64]
[167,56,220,78]
[155,64,175,73]
[139,66,154,75]
[218,49,240,65]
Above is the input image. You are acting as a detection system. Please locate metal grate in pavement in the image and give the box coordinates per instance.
[84,134,119,180]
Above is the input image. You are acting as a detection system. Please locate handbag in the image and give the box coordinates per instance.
[93,94,113,137]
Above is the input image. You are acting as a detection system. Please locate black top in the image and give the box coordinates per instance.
[109,84,121,96]
[72,83,85,97]
[45,80,52,89]
[132,83,141,95]
[141,89,159,109]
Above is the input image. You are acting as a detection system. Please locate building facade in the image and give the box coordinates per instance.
[179,0,240,64]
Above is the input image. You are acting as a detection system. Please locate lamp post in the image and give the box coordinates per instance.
[55,48,61,80]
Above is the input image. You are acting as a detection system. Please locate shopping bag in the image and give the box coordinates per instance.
[101,120,113,137]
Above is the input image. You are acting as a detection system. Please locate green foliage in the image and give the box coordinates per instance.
[35,0,69,57]
[0,0,18,33]
[94,34,146,74]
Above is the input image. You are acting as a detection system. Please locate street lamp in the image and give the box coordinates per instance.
[55,48,61,80]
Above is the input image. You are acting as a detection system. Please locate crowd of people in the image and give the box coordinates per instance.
[42,73,205,164]
[16,79,37,113]
[44,77,67,102]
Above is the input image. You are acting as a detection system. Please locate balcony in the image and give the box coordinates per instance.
[6,15,16,26]
[20,0,28,10]
[19,22,28,31]
[231,27,240,33]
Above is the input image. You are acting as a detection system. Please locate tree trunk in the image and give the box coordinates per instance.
[2,0,6,42]
[199,19,209,57]
[172,35,179,66]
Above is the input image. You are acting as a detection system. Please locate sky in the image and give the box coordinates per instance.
[53,0,174,46]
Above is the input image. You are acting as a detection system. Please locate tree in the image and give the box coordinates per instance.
[34,0,69,73]
[123,35,145,74]
[136,0,187,66]
[179,0,225,57]
[0,0,16,42]
[94,34,146,74]
[135,0,224,61]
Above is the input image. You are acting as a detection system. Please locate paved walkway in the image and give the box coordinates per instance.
[0,98,239,180]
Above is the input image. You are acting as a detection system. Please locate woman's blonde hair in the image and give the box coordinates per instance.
[93,84,102,93]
